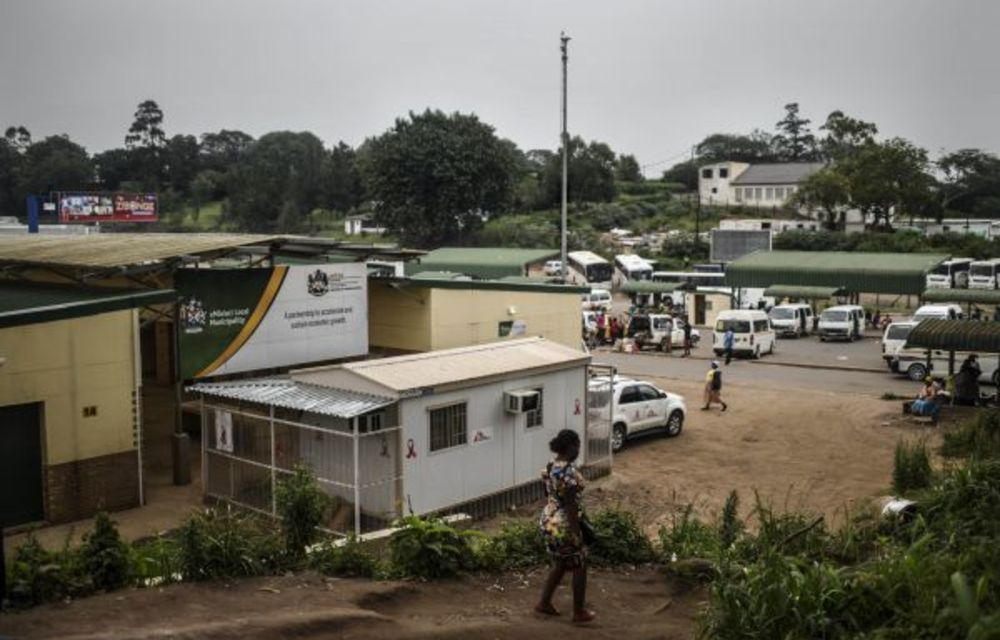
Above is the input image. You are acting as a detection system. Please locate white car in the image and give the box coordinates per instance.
[544,260,563,276]
[912,304,964,322]
[581,289,613,312]
[628,314,701,351]
[591,376,686,452]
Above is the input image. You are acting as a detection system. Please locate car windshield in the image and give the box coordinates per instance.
[715,319,751,332]
[886,325,912,340]
[972,265,994,277]
[821,310,848,322]
[770,308,795,320]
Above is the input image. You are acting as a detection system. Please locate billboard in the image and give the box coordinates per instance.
[709,229,772,263]
[177,264,368,379]
[59,192,158,223]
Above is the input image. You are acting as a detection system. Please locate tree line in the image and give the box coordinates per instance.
[0,100,642,247]
[662,103,1000,230]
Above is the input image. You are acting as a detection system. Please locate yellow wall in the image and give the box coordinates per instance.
[0,310,138,465]
[368,282,433,352]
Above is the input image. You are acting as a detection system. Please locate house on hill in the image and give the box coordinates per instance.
[699,162,826,208]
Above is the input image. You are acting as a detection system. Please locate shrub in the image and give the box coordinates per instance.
[6,535,87,607]
[79,512,131,591]
[275,465,331,561]
[718,491,742,552]
[941,411,1000,461]
[588,507,654,566]
[309,536,379,578]
[388,515,477,579]
[658,504,719,561]
[130,533,182,586]
[475,520,548,572]
[178,508,285,581]
[894,440,934,494]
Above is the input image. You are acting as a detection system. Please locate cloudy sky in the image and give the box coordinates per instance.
[2,0,997,173]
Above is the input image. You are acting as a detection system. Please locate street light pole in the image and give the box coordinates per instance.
[560,32,570,281]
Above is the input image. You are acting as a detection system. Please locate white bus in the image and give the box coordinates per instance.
[969,258,1000,289]
[926,258,972,289]
[614,254,654,284]
[567,251,613,289]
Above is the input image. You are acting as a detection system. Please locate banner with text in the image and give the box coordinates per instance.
[177,264,368,379]
[58,192,158,223]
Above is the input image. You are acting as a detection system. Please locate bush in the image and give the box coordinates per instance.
[894,440,934,494]
[388,515,477,579]
[941,411,1000,461]
[475,520,548,572]
[588,507,654,566]
[275,465,331,560]
[79,512,131,591]
[658,504,720,561]
[130,533,182,586]
[178,508,286,581]
[6,535,87,607]
[309,536,379,578]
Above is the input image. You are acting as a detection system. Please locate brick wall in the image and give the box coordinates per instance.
[45,450,140,524]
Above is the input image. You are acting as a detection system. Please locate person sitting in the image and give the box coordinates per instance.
[954,354,982,406]
[911,377,944,423]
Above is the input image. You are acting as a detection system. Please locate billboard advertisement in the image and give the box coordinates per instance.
[59,192,158,223]
[177,264,368,379]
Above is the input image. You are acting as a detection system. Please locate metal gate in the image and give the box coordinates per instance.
[584,364,615,479]
[0,402,45,526]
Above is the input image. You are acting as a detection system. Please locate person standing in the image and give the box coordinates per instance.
[663,314,673,355]
[595,312,606,345]
[536,430,595,624]
[701,361,727,411]
[723,326,735,365]
[682,318,692,357]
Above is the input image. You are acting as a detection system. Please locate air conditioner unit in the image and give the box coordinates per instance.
[504,389,540,414]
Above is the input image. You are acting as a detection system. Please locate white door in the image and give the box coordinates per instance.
[618,385,650,433]
[636,384,666,429]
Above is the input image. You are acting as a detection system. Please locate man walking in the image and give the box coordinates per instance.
[682,318,692,357]
[723,326,735,365]
[702,361,727,411]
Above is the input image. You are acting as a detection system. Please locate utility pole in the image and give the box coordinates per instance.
[560,32,570,281]
[692,145,701,256]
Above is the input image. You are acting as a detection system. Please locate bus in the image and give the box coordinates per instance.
[614,254,654,284]
[926,258,972,289]
[969,258,1000,289]
[567,251,613,289]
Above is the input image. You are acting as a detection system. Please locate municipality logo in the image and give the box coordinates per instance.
[307,269,329,297]
[181,297,206,334]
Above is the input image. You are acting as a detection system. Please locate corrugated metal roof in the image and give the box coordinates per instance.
[922,289,1000,305]
[730,163,826,185]
[0,282,176,328]
[381,277,589,294]
[620,281,685,294]
[293,337,590,394]
[0,233,281,269]
[763,285,844,299]
[188,377,395,418]
[905,319,1000,353]
[726,251,949,296]
[407,247,559,279]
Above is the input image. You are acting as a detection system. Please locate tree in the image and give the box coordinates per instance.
[937,149,1000,215]
[199,129,254,173]
[695,131,777,164]
[661,160,697,190]
[164,134,200,195]
[4,126,32,153]
[819,110,877,161]
[93,148,135,190]
[322,142,362,213]
[358,110,517,247]
[125,99,167,188]
[773,102,817,162]
[791,168,851,230]
[839,138,935,228]
[16,135,94,202]
[538,136,617,207]
[616,154,643,182]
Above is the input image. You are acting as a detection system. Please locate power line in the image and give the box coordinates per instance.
[641,147,697,170]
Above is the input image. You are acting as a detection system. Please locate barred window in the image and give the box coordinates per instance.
[526,389,543,429]
[429,403,467,452]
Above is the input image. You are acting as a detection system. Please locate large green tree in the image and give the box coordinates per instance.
[125,99,167,188]
[199,129,254,173]
[937,149,1000,216]
[773,102,818,161]
[0,126,30,215]
[164,134,200,195]
[17,135,94,201]
[791,168,851,230]
[358,110,517,246]
[538,136,617,207]
[819,110,877,161]
[616,154,643,182]
[322,141,363,213]
[839,138,936,228]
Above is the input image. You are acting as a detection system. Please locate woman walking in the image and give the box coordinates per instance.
[535,429,595,623]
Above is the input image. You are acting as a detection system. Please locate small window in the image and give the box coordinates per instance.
[638,385,661,401]
[498,321,513,337]
[719,168,729,179]
[761,222,772,230]
[754,187,762,200]
[711,187,718,194]
[526,388,543,429]
[753,319,769,332]
[619,386,641,404]
[702,168,713,179]
[430,403,467,452]
[734,188,743,202]
[358,412,384,433]
[765,187,774,200]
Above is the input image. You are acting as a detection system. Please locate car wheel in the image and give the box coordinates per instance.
[907,362,928,382]
[819,336,826,342]
[665,410,684,437]
[612,423,627,453]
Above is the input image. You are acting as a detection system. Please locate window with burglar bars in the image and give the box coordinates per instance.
[526,388,543,429]
[429,403,467,452]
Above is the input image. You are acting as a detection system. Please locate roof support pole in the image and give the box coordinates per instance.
[270,405,277,516]
[353,417,361,538]
[949,350,956,381]
[171,299,192,485]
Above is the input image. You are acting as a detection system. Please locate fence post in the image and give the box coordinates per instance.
[270,405,277,516]
[353,418,361,537]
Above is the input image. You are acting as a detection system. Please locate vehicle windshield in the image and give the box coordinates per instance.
[769,308,795,320]
[913,311,941,321]
[652,317,671,330]
[931,264,951,276]
[972,264,995,277]
[587,263,613,282]
[821,310,848,322]
[886,325,912,340]
[715,319,751,332]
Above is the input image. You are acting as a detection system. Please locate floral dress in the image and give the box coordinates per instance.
[539,459,587,567]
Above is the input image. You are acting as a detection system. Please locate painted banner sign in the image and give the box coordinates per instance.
[177,264,368,379]
[59,192,158,222]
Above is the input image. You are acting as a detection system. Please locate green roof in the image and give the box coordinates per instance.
[726,251,949,295]
[381,277,588,295]
[497,275,561,285]
[409,270,469,281]
[763,285,844,299]
[921,289,1000,305]
[906,319,1000,353]
[0,282,176,329]
[620,281,686,294]
[406,247,559,280]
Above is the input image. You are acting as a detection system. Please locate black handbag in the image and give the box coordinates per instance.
[580,517,598,546]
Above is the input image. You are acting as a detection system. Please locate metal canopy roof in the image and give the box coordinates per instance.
[922,289,1000,305]
[188,377,395,418]
[763,284,844,299]
[407,247,559,279]
[381,276,588,294]
[620,281,686,294]
[905,319,1000,353]
[726,251,949,295]
[0,282,176,329]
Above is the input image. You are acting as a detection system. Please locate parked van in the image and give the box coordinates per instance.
[817,305,865,341]
[581,289,613,312]
[881,320,918,370]
[712,310,775,359]
[768,303,814,337]
[912,304,964,322]
[926,258,973,289]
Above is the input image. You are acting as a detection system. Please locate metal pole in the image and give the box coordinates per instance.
[353,418,361,537]
[171,300,191,485]
[559,32,570,281]
[270,405,277,516]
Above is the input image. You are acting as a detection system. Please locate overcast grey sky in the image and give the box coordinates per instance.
[2,0,998,174]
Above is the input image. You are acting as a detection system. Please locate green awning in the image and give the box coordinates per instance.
[726,251,949,296]
[763,285,844,299]
[921,289,1000,305]
[0,282,176,329]
[405,247,559,279]
[905,319,1000,353]
[620,281,685,294]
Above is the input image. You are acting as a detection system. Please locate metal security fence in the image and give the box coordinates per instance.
[585,364,615,479]
[201,400,402,537]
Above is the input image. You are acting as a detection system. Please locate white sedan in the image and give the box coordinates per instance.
[591,376,686,452]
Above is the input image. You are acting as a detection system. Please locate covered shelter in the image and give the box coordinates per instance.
[763,284,845,301]
[726,251,949,297]
[905,319,1000,398]
[405,247,559,280]
[921,288,1000,319]
[620,280,688,310]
